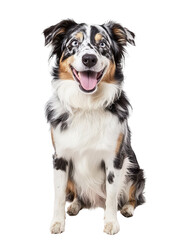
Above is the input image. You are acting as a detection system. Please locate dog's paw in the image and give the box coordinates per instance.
[67,205,79,216]
[104,219,120,235]
[50,220,65,234]
[67,200,82,216]
[121,204,134,218]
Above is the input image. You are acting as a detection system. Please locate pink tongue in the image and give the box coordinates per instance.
[79,72,97,91]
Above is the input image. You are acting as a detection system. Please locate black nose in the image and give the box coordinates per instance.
[82,54,98,68]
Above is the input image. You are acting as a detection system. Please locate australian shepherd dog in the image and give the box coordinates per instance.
[43,19,145,235]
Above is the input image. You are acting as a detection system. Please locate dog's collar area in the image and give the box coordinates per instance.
[70,65,105,93]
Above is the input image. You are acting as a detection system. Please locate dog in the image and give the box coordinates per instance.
[43,19,145,235]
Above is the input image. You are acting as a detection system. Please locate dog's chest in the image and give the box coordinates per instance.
[53,109,122,159]
[53,109,122,207]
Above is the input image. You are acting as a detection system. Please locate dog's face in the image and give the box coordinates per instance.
[44,20,135,94]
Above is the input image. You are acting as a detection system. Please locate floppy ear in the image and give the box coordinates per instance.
[103,21,135,46]
[123,27,135,46]
[43,19,78,46]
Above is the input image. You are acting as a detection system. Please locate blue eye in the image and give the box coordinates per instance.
[71,40,79,47]
[99,42,106,48]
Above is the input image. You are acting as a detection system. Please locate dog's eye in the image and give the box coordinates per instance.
[99,42,106,48]
[71,40,79,47]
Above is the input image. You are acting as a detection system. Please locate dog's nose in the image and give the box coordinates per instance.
[82,54,98,68]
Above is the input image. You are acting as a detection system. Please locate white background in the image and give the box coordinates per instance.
[0,0,180,239]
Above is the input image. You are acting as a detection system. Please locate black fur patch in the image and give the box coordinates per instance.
[88,43,93,49]
[68,159,74,179]
[52,112,69,130]
[135,169,145,206]
[106,91,131,123]
[45,102,69,131]
[100,160,106,172]
[114,64,124,81]
[53,157,68,171]
[114,155,124,169]
[90,26,100,45]
[107,171,115,184]
[66,192,75,202]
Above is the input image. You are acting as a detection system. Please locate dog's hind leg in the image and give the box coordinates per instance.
[66,180,83,216]
[66,179,76,202]
[67,198,83,216]
[120,184,136,217]
[121,169,145,217]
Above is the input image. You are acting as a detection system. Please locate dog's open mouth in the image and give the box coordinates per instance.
[70,66,105,93]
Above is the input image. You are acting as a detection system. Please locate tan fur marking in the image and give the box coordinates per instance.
[113,28,126,45]
[128,185,136,208]
[66,180,76,198]
[76,32,83,41]
[115,133,123,154]
[59,55,74,80]
[56,28,65,35]
[52,28,65,41]
[95,33,103,43]
[101,62,116,84]
[51,128,55,150]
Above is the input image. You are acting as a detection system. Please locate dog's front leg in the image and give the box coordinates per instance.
[50,156,68,234]
[104,161,121,235]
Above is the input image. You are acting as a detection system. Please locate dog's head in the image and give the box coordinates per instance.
[44,19,135,94]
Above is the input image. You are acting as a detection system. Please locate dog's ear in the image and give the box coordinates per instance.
[103,21,135,46]
[43,19,78,46]
[123,27,135,46]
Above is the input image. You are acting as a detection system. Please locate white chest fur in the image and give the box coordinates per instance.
[53,109,122,159]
